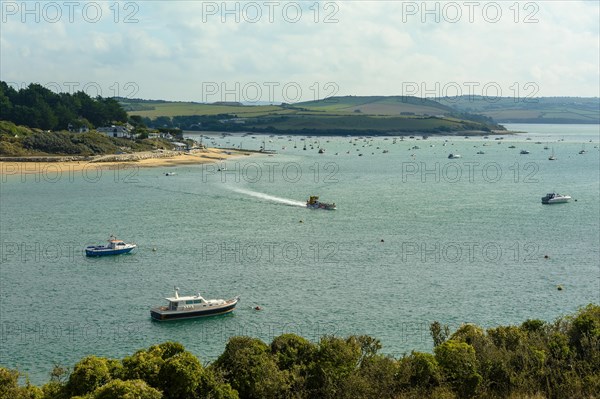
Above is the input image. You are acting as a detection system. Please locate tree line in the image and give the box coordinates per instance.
[1,304,598,399]
[0,82,128,131]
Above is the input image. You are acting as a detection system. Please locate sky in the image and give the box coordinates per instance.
[1,0,599,103]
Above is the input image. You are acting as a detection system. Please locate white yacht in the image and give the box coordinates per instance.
[151,288,239,321]
[541,193,571,204]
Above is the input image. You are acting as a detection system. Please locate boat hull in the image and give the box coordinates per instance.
[307,205,336,210]
[542,198,570,204]
[150,300,239,321]
[85,247,135,256]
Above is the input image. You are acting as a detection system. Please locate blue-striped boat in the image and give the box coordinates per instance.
[85,236,136,257]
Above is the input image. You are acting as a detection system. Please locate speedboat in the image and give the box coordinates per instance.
[150,288,240,321]
[541,193,571,204]
[85,236,136,256]
[306,196,336,210]
[448,153,461,159]
[165,172,176,176]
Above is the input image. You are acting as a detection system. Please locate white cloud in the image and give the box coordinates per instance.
[1,0,598,101]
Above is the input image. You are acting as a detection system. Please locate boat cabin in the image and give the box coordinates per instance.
[108,240,127,249]
[164,290,226,311]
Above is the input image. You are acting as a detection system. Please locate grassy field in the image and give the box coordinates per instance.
[122,96,499,134]
[437,96,600,123]
[296,96,454,116]
[124,96,455,119]
[122,102,293,118]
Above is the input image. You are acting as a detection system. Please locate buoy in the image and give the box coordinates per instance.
[254,306,262,311]
[152,247,157,252]
[544,255,549,259]
[380,239,384,243]
[299,220,303,223]
[557,285,563,291]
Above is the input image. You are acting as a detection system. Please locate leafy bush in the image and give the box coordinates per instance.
[1,304,599,399]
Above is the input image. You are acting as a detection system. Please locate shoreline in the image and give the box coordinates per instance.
[0,148,253,176]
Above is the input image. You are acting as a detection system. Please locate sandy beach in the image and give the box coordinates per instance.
[0,148,252,176]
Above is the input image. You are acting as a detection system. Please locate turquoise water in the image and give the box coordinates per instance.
[1,124,599,383]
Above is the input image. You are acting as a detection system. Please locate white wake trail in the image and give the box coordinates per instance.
[231,188,305,207]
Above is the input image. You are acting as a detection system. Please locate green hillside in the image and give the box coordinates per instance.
[123,96,500,135]
[296,95,455,116]
[120,99,292,118]
[437,96,600,123]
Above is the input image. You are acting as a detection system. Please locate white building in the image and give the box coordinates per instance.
[97,124,135,139]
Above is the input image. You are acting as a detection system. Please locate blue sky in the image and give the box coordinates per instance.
[1,1,598,102]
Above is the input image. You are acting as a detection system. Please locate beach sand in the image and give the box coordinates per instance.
[0,148,252,176]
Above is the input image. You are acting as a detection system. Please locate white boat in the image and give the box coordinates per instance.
[541,193,571,204]
[85,236,136,256]
[448,153,461,159]
[151,288,239,321]
[165,172,177,176]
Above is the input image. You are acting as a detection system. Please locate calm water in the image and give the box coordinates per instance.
[1,124,599,383]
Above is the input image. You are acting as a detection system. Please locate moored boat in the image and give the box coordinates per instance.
[541,193,571,204]
[306,196,336,210]
[150,288,240,321]
[85,236,136,256]
[448,153,461,159]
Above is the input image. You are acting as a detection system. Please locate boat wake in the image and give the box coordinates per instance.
[231,188,305,207]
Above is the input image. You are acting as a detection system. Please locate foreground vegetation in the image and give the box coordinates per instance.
[0,82,127,131]
[2,305,598,399]
[0,121,174,157]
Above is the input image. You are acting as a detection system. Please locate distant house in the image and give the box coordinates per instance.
[218,118,246,124]
[97,124,135,139]
[172,142,188,151]
[149,132,174,140]
[67,123,89,133]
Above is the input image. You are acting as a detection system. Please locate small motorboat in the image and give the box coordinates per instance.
[520,150,530,154]
[150,287,239,321]
[448,153,461,159]
[476,151,485,154]
[165,172,176,176]
[541,193,571,204]
[306,196,336,210]
[85,236,136,256]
